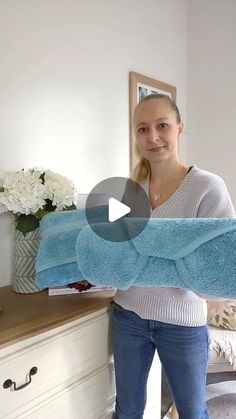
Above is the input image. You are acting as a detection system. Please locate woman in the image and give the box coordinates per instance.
[112,93,235,419]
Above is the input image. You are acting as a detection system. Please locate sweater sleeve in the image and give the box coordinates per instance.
[196,175,235,218]
[196,175,235,300]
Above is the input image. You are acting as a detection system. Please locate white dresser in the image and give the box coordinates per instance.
[0,287,116,419]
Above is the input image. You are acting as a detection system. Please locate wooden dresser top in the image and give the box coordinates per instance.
[0,286,115,349]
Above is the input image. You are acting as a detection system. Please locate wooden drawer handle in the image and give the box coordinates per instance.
[3,366,38,391]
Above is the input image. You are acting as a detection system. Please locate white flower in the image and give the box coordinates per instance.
[0,168,77,216]
[44,170,77,211]
[0,170,45,215]
[0,170,10,214]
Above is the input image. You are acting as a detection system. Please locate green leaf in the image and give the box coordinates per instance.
[16,214,39,236]
[0,187,4,192]
[36,208,52,220]
[215,314,219,323]
[44,199,57,212]
[35,202,77,221]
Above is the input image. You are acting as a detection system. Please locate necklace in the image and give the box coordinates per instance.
[151,166,192,202]
[153,192,161,201]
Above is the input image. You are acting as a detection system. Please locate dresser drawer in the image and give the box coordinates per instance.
[0,313,112,418]
[17,364,115,419]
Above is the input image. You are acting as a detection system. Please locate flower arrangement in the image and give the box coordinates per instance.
[0,168,77,235]
[0,168,94,293]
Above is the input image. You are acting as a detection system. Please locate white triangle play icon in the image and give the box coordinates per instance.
[108,197,131,222]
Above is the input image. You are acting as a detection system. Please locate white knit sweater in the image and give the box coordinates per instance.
[114,166,235,326]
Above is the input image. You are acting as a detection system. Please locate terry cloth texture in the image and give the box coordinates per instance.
[36,215,236,298]
[114,165,235,326]
[74,218,236,298]
[36,166,235,326]
[35,205,108,286]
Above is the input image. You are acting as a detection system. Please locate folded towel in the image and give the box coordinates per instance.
[75,218,236,297]
[35,206,108,286]
[127,218,236,259]
[35,210,236,298]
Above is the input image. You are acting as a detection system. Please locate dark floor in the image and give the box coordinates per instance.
[206,370,236,385]
[161,369,236,417]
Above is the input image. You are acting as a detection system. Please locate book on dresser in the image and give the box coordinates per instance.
[48,285,115,296]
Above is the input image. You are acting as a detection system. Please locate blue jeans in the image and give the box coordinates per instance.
[112,303,210,419]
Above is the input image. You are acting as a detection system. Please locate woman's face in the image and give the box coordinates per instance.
[134,98,183,163]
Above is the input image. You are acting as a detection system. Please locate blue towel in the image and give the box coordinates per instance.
[75,218,236,297]
[35,209,236,298]
[35,206,108,286]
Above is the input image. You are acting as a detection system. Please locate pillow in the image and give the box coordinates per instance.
[207,300,236,331]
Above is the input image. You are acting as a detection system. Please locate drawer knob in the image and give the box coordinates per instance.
[3,366,38,391]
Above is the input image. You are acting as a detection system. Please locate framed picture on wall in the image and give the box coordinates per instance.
[129,71,177,173]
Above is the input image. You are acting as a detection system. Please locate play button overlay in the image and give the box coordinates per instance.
[108,198,130,222]
[85,176,150,242]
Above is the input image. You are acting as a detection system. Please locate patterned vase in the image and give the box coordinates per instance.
[13,227,44,293]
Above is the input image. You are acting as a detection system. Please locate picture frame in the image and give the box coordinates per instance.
[129,71,177,173]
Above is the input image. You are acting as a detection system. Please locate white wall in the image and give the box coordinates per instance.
[0,0,188,286]
[187,0,236,207]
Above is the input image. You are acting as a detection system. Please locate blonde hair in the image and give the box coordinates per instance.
[130,93,182,184]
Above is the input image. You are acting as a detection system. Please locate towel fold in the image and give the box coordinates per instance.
[35,209,236,298]
[75,218,236,297]
[127,218,236,259]
[35,206,108,286]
